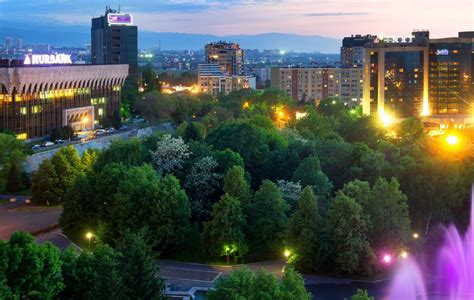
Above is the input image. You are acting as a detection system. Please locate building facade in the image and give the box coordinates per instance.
[341,35,376,68]
[429,35,473,115]
[91,7,137,75]
[198,64,255,95]
[271,67,363,106]
[360,31,430,118]
[205,42,243,76]
[0,61,128,139]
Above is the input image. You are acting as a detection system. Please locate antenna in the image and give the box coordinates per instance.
[118,5,121,13]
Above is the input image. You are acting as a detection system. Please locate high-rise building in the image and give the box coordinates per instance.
[341,35,376,68]
[361,31,430,118]
[341,68,364,106]
[4,37,12,51]
[16,38,22,51]
[271,67,340,104]
[428,34,474,115]
[91,7,137,75]
[205,42,243,76]
[197,64,255,95]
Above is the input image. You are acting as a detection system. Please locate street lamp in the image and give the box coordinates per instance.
[445,134,460,146]
[86,232,93,251]
[224,245,230,264]
[83,116,89,131]
[413,232,419,239]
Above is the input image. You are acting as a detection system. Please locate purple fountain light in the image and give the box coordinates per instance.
[388,185,474,300]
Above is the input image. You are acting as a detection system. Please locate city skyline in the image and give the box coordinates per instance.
[0,0,472,39]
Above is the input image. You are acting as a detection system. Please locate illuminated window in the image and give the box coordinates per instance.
[20,107,27,115]
[98,108,103,116]
[16,133,27,140]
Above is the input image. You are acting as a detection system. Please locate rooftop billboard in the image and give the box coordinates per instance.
[107,13,133,26]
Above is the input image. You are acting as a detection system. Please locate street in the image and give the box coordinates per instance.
[0,195,62,240]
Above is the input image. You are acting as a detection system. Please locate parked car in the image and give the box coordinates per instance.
[41,141,54,147]
[9,198,16,203]
[95,129,106,136]
[119,125,129,131]
[108,128,115,133]
[54,139,64,144]
[31,144,41,150]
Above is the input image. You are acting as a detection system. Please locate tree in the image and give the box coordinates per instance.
[118,232,164,300]
[287,186,321,271]
[202,194,248,261]
[141,64,160,92]
[185,156,222,220]
[292,156,333,211]
[151,134,191,175]
[223,166,251,208]
[5,232,63,299]
[151,174,192,254]
[351,289,374,300]
[277,180,302,215]
[81,149,98,173]
[327,193,374,275]
[94,138,145,171]
[31,159,62,205]
[5,156,22,193]
[183,122,206,142]
[212,149,245,174]
[368,178,411,250]
[247,180,288,254]
[207,267,310,300]
[398,116,425,144]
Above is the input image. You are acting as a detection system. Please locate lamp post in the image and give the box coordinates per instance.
[86,232,93,251]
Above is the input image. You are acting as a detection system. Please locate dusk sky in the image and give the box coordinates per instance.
[1,0,472,38]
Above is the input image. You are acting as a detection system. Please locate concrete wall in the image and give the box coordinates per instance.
[25,126,161,173]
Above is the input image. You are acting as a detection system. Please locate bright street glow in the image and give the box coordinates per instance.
[380,113,394,127]
[86,232,93,239]
[83,116,89,124]
[278,111,284,118]
[280,50,286,55]
[446,135,460,146]
[413,232,419,239]
[284,249,291,258]
[400,250,408,259]
[382,254,392,264]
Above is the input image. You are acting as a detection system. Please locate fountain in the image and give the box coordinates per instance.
[388,185,474,299]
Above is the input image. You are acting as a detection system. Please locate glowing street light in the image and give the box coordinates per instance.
[400,250,408,259]
[243,101,250,109]
[413,232,419,239]
[224,245,231,264]
[380,113,394,127]
[445,135,460,146]
[382,254,393,264]
[86,232,94,251]
[284,249,291,260]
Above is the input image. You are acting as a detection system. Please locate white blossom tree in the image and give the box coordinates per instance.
[277,180,302,214]
[151,134,191,175]
[185,156,223,220]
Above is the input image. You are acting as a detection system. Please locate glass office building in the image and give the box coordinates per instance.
[429,37,473,115]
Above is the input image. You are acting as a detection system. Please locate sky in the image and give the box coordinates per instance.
[0,0,472,38]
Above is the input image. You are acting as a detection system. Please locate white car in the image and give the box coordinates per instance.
[42,141,54,147]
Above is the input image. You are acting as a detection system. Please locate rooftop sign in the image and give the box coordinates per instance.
[107,13,133,25]
[24,54,72,65]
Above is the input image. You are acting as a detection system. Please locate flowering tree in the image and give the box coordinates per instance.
[185,156,223,220]
[277,180,302,214]
[151,134,191,175]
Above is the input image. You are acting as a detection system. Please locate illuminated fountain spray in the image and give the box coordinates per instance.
[389,184,474,299]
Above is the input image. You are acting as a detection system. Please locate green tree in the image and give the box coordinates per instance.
[31,159,62,205]
[0,241,12,299]
[223,166,251,208]
[94,138,145,171]
[327,193,374,275]
[207,267,310,300]
[5,157,22,193]
[81,149,98,173]
[183,122,206,142]
[351,289,374,300]
[248,180,287,254]
[202,194,248,261]
[368,178,411,251]
[287,186,321,271]
[212,149,245,174]
[141,64,160,92]
[118,232,164,300]
[5,232,64,299]
[292,156,333,210]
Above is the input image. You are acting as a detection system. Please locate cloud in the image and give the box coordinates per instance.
[305,12,369,16]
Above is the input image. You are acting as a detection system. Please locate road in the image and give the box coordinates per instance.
[0,195,62,240]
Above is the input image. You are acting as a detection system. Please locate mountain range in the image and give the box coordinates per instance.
[0,20,340,53]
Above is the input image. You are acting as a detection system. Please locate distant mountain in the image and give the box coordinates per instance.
[0,20,340,53]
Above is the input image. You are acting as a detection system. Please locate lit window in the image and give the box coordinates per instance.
[98,108,103,116]
[20,107,27,115]
[16,133,27,140]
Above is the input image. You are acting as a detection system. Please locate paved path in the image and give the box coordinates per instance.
[0,195,62,240]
